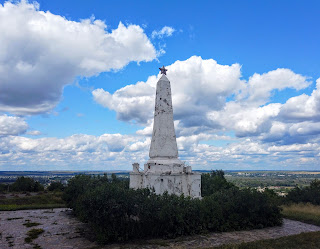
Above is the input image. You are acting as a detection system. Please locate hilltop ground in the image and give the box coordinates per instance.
[1,208,320,249]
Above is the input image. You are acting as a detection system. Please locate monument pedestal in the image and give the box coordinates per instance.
[130,160,201,198]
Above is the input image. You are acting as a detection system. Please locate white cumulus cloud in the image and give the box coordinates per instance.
[93,56,243,128]
[151,26,175,39]
[0,1,157,115]
[238,68,311,106]
[279,78,320,122]
[0,115,28,136]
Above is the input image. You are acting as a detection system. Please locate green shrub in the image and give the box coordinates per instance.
[264,188,285,206]
[10,177,44,192]
[63,174,128,215]
[47,181,64,192]
[201,170,235,197]
[0,183,7,192]
[286,180,320,205]
[65,173,282,243]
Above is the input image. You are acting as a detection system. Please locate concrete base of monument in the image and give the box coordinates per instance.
[129,162,201,198]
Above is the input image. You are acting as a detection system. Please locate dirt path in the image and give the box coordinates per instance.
[1,208,320,249]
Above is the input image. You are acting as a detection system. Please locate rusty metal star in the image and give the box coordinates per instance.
[159,66,168,75]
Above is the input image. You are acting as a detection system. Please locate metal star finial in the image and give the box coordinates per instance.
[159,66,168,75]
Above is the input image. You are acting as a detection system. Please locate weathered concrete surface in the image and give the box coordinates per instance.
[1,209,320,248]
[130,171,201,197]
[149,74,178,159]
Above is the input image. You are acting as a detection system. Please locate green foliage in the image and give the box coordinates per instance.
[10,177,44,192]
[23,222,42,228]
[286,179,320,205]
[47,181,64,192]
[0,183,7,192]
[0,203,65,211]
[24,228,44,243]
[202,188,282,232]
[65,173,282,243]
[63,174,128,215]
[263,188,285,206]
[201,170,235,197]
[7,217,23,220]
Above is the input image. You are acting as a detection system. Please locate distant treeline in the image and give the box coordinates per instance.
[0,176,64,192]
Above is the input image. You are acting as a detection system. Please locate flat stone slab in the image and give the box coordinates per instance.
[1,208,320,248]
[0,208,96,249]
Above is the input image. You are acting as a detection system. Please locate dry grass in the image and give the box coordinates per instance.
[0,203,66,211]
[282,203,320,226]
[0,192,66,211]
[211,231,320,249]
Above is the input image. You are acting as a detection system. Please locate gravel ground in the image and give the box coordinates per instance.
[1,208,320,249]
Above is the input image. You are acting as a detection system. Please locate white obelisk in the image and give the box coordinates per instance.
[129,66,201,198]
[149,73,178,159]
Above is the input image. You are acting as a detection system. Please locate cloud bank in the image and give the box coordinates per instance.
[1,132,319,171]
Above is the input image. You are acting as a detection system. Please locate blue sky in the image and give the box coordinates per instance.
[0,0,319,171]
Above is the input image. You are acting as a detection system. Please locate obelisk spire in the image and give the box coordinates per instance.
[149,67,178,159]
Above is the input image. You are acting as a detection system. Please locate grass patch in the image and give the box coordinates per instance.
[25,228,44,243]
[0,203,66,211]
[5,235,14,247]
[42,210,55,213]
[212,231,320,249]
[0,191,65,210]
[7,217,23,220]
[32,244,42,249]
[23,222,42,227]
[282,203,320,226]
[0,192,64,205]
